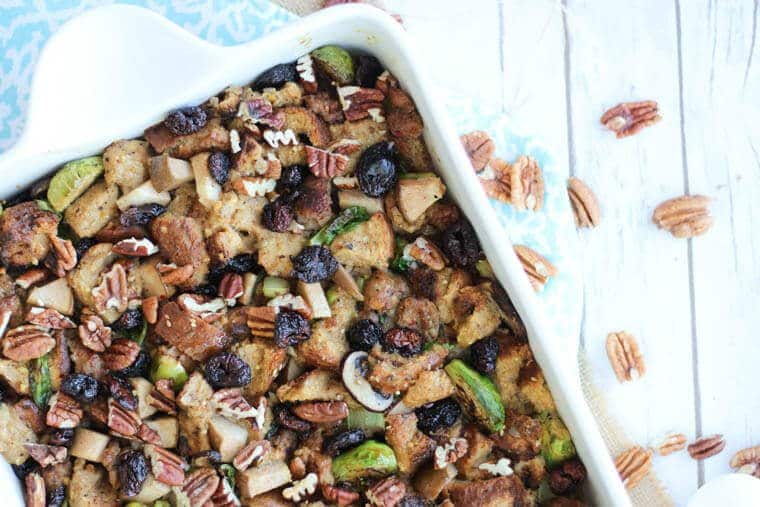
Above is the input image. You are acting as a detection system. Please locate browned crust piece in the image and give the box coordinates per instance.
[447,475,528,507]
[150,213,210,288]
[154,302,230,361]
[0,202,59,267]
[144,118,230,159]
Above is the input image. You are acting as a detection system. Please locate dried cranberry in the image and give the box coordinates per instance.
[274,404,312,432]
[548,459,587,494]
[164,106,207,136]
[11,458,36,480]
[415,398,461,435]
[48,428,75,447]
[347,319,382,352]
[262,197,294,233]
[113,309,143,331]
[440,220,480,268]
[278,165,308,192]
[355,55,384,88]
[74,237,97,259]
[291,245,339,283]
[274,310,311,348]
[356,142,398,197]
[398,495,429,507]
[192,283,218,297]
[208,151,232,185]
[226,253,258,274]
[60,373,100,403]
[117,449,149,498]
[106,374,137,411]
[114,350,151,379]
[253,62,298,91]
[119,203,167,227]
[469,336,499,374]
[323,429,367,457]
[47,486,66,507]
[382,327,423,357]
[205,352,252,389]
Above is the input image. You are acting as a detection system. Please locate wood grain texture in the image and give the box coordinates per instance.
[387,0,760,504]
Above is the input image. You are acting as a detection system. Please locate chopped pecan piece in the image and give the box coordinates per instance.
[24,443,68,467]
[148,380,177,415]
[460,131,495,171]
[322,484,360,506]
[366,475,406,507]
[434,437,468,469]
[615,445,652,489]
[25,472,46,507]
[78,314,113,352]
[337,86,385,122]
[112,237,159,257]
[513,245,557,292]
[296,55,318,94]
[137,423,161,444]
[14,399,46,433]
[282,472,318,503]
[2,325,55,361]
[605,331,645,382]
[142,296,159,324]
[601,100,661,138]
[731,444,760,470]
[181,468,220,507]
[107,398,141,436]
[292,401,349,423]
[652,195,712,238]
[219,273,244,306]
[25,307,75,329]
[233,440,270,471]
[15,268,48,290]
[102,338,140,371]
[158,263,194,286]
[210,476,240,507]
[246,306,277,338]
[92,262,129,314]
[212,388,263,420]
[478,157,512,204]
[304,92,344,124]
[145,444,186,486]
[305,145,349,178]
[386,87,423,139]
[567,177,601,228]
[46,392,83,428]
[651,432,687,456]
[687,435,726,460]
[405,237,445,271]
[45,235,77,277]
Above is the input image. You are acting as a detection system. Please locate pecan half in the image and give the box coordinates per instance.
[137,423,161,444]
[405,237,445,271]
[433,437,468,469]
[322,484,360,506]
[24,443,67,467]
[2,325,55,361]
[46,393,83,428]
[92,262,129,313]
[478,157,512,204]
[158,263,194,286]
[212,388,261,420]
[730,445,760,471]
[102,338,140,371]
[292,401,349,423]
[233,440,270,471]
[45,235,77,277]
[15,268,48,290]
[246,306,277,338]
[687,435,726,460]
[14,399,46,433]
[107,398,141,436]
[78,314,113,352]
[337,86,385,122]
[142,296,159,325]
[615,445,652,490]
[460,131,495,171]
[25,472,46,507]
[606,331,646,382]
[112,237,159,257]
[148,380,177,415]
[25,307,75,329]
[296,55,318,94]
[181,468,220,507]
[145,444,186,486]
[652,195,713,239]
[651,432,687,456]
[513,245,558,292]
[567,177,601,228]
[366,475,406,507]
[510,155,544,211]
[305,145,349,178]
[601,100,661,138]
[219,273,244,306]
[210,476,240,507]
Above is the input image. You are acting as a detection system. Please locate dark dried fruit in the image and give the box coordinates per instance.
[548,459,587,495]
[415,398,461,435]
[107,374,137,411]
[48,428,75,447]
[11,458,36,480]
[398,494,430,507]
[190,450,222,468]
[253,62,298,90]
[469,336,499,375]
[192,283,218,297]
[356,142,398,198]
[47,485,66,507]
[226,253,258,275]
[164,106,208,136]
[347,319,382,352]
[114,350,151,379]
[262,197,294,233]
[29,177,52,200]
[60,373,100,404]
[355,55,385,88]
[323,429,367,457]
[204,352,252,389]
[440,220,481,268]
[382,327,423,357]
[113,309,144,331]
[291,245,339,283]
[274,404,312,432]
[74,237,97,259]
[117,449,149,498]
[119,203,167,227]
[273,310,311,348]
[208,151,232,185]
[278,165,308,192]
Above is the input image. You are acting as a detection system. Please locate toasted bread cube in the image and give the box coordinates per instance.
[338,189,384,214]
[103,140,150,193]
[276,369,352,403]
[64,182,119,238]
[150,153,194,192]
[209,415,248,462]
[130,377,157,419]
[143,417,178,449]
[401,369,455,409]
[238,460,292,499]
[233,339,288,399]
[397,175,445,223]
[0,402,37,464]
[69,459,119,507]
[296,286,356,369]
[70,428,110,463]
[330,212,394,270]
[124,474,170,503]
[386,413,435,475]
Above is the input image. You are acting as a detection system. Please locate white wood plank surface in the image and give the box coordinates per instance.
[386,1,759,505]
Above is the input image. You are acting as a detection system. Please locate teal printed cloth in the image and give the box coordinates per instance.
[0,0,581,342]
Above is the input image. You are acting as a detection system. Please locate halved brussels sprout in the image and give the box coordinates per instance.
[444,359,505,433]
[311,45,355,85]
[309,206,369,246]
[47,156,104,212]
[539,412,577,468]
[150,355,188,390]
[332,440,398,482]
[346,407,385,436]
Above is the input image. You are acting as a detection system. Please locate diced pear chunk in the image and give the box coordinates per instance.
[337,189,383,214]
[297,281,331,319]
[150,154,194,192]
[238,460,292,499]
[70,428,110,463]
[190,152,222,208]
[143,417,178,449]
[26,277,74,316]
[125,474,170,503]
[208,415,248,462]
[135,255,176,299]
[116,180,171,211]
[130,377,157,419]
[397,175,446,223]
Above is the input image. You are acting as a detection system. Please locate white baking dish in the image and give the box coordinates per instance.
[0,4,630,505]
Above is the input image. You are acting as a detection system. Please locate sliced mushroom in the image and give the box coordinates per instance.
[342,351,392,412]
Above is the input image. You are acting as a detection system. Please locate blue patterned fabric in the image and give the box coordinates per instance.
[0,1,581,341]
